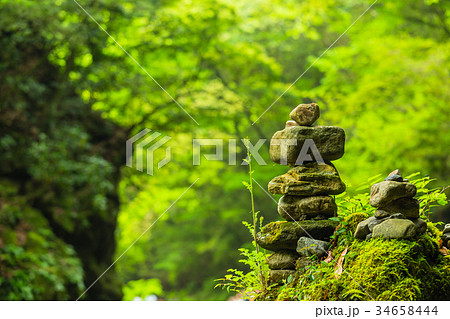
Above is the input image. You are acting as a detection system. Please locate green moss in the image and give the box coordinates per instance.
[263,233,450,301]
[344,212,369,234]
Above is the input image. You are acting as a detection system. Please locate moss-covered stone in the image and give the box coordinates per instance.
[269,126,345,165]
[278,195,337,221]
[256,220,338,251]
[268,162,346,196]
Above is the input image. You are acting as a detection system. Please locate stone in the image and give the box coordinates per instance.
[354,217,376,239]
[366,233,372,240]
[265,250,299,270]
[268,162,346,196]
[269,270,295,284]
[369,181,417,207]
[443,224,450,234]
[368,217,388,232]
[289,103,320,126]
[387,169,401,177]
[374,210,390,219]
[256,220,338,251]
[285,120,299,128]
[411,218,427,235]
[296,257,314,270]
[372,219,417,240]
[296,237,329,258]
[269,126,345,165]
[380,198,420,219]
[385,174,404,182]
[277,195,337,221]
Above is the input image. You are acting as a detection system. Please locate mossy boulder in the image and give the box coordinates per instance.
[268,162,346,196]
[266,235,450,301]
[269,126,345,165]
[277,195,337,221]
[268,270,295,284]
[256,220,338,251]
[296,237,329,258]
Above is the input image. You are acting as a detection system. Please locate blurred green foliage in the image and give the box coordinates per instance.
[0,0,449,300]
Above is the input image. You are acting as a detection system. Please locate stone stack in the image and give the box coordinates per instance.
[255,103,346,283]
[354,170,427,240]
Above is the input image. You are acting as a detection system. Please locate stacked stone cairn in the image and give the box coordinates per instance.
[255,103,346,284]
[354,170,427,240]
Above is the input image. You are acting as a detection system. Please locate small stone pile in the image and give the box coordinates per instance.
[255,103,346,283]
[354,170,427,240]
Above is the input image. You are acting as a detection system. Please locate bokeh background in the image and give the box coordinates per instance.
[0,0,449,300]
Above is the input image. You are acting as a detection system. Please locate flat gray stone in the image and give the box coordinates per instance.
[369,181,417,207]
[296,237,329,258]
[372,219,417,240]
[269,126,345,165]
[374,210,390,219]
[277,195,337,221]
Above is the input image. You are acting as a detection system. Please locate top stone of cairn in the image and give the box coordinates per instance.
[289,103,320,126]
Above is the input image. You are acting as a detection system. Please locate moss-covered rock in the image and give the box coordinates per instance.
[262,233,450,301]
[278,195,337,221]
[256,220,338,251]
[268,163,346,196]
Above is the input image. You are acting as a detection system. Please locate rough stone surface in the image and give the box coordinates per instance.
[369,181,417,207]
[269,270,295,284]
[380,198,420,219]
[269,126,345,165]
[296,257,314,270]
[256,220,338,251]
[296,237,329,258]
[289,103,320,126]
[385,174,404,182]
[368,217,388,232]
[285,120,299,128]
[268,162,346,196]
[372,219,417,240]
[411,218,427,235]
[443,224,450,234]
[265,250,299,270]
[374,210,390,219]
[277,195,337,221]
[354,217,376,239]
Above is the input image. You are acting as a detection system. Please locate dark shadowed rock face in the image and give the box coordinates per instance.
[277,195,337,221]
[269,126,345,165]
[268,270,295,284]
[369,181,417,207]
[266,250,299,270]
[268,162,346,196]
[256,220,338,251]
[379,197,420,219]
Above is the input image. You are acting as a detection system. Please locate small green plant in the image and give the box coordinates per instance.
[215,139,269,299]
